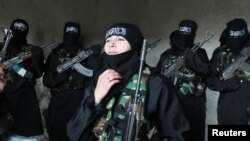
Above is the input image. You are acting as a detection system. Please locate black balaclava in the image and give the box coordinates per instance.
[9,19,29,49]
[62,22,80,47]
[223,18,250,51]
[172,20,198,50]
[94,23,144,101]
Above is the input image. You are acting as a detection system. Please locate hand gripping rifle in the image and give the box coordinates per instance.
[0,28,13,62]
[124,39,147,141]
[162,32,214,78]
[56,45,101,77]
[2,51,32,70]
[2,41,59,78]
[221,47,250,80]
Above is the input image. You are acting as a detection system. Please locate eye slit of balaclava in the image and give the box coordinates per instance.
[63,22,80,46]
[8,19,29,48]
[10,19,29,33]
[224,18,250,51]
[172,20,198,50]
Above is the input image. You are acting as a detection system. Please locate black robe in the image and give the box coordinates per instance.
[67,72,189,141]
[207,46,250,124]
[43,44,87,141]
[2,44,44,136]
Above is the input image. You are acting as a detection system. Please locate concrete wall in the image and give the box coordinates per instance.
[0,0,249,139]
[1,0,250,61]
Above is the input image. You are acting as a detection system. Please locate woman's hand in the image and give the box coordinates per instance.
[94,69,122,104]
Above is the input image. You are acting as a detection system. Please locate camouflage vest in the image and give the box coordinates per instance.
[161,51,205,96]
[93,67,153,141]
[215,47,250,82]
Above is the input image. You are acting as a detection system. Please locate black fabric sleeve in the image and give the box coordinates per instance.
[42,51,69,88]
[155,51,168,73]
[206,76,240,92]
[207,47,240,92]
[66,86,106,141]
[30,46,44,78]
[3,45,44,94]
[186,48,210,76]
[144,74,189,141]
[3,77,26,94]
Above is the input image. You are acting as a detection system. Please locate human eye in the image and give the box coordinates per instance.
[117,36,125,41]
[105,38,110,43]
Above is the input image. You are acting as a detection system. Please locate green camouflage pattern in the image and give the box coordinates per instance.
[235,59,250,82]
[93,67,151,141]
[217,47,250,82]
[161,52,206,96]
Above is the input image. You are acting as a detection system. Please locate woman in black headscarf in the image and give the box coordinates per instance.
[66,22,188,141]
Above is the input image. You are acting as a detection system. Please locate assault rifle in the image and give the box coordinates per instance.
[0,27,13,62]
[238,62,250,72]
[2,51,32,70]
[221,47,250,80]
[56,45,102,77]
[125,39,147,141]
[162,32,214,78]
[40,40,61,51]
[56,38,160,77]
[2,41,59,78]
[146,38,161,52]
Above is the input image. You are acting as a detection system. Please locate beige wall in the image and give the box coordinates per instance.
[1,0,250,65]
[0,0,250,128]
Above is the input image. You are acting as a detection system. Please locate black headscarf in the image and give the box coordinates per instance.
[222,18,250,51]
[172,20,198,50]
[93,23,144,102]
[62,22,81,51]
[63,22,81,46]
[8,19,29,53]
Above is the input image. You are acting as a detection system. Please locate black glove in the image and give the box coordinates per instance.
[55,70,70,83]
[24,71,33,79]
[222,77,240,91]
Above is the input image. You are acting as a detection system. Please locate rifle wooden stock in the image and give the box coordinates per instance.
[3,51,32,70]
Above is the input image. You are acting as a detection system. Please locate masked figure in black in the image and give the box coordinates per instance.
[43,22,91,141]
[0,19,44,139]
[66,22,188,141]
[156,20,209,141]
[207,18,250,124]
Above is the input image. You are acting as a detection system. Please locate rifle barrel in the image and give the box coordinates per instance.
[125,39,147,141]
